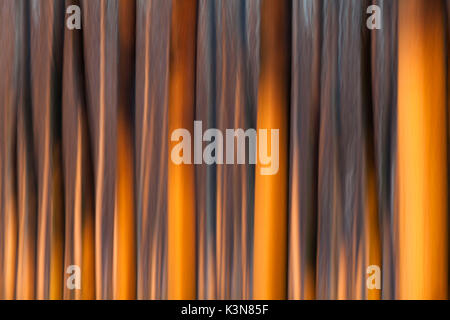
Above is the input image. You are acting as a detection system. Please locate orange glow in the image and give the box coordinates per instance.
[3,195,17,299]
[253,0,290,300]
[114,0,137,300]
[115,116,136,299]
[366,159,381,300]
[49,148,65,300]
[168,0,198,300]
[16,113,36,300]
[397,0,448,299]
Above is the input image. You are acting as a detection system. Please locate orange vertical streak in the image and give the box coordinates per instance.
[168,0,197,300]
[2,176,17,300]
[16,111,36,300]
[337,248,347,300]
[115,116,136,299]
[81,197,95,300]
[115,0,136,300]
[288,160,301,299]
[168,0,197,299]
[62,0,95,298]
[80,110,95,300]
[31,1,65,300]
[75,116,96,301]
[253,0,290,300]
[0,0,19,300]
[1,118,17,302]
[4,211,17,301]
[81,229,95,300]
[397,0,448,299]
[366,160,381,300]
[95,1,107,300]
[49,146,65,300]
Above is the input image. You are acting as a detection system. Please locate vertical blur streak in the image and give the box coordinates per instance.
[15,0,37,300]
[447,0,450,299]
[370,0,397,299]
[289,0,320,300]
[82,0,118,299]
[62,0,95,300]
[196,0,259,300]
[242,0,260,299]
[114,0,136,300]
[397,0,448,299]
[253,0,290,300]
[317,0,339,299]
[196,0,218,299]
[317,0,369,299]
[337,0,371,299]
[168,0,197,299]
[0,0,19,300]
[205,0,258,300]
[30,0,65,300]
[365,144,381,300]
[135,0,170,300]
